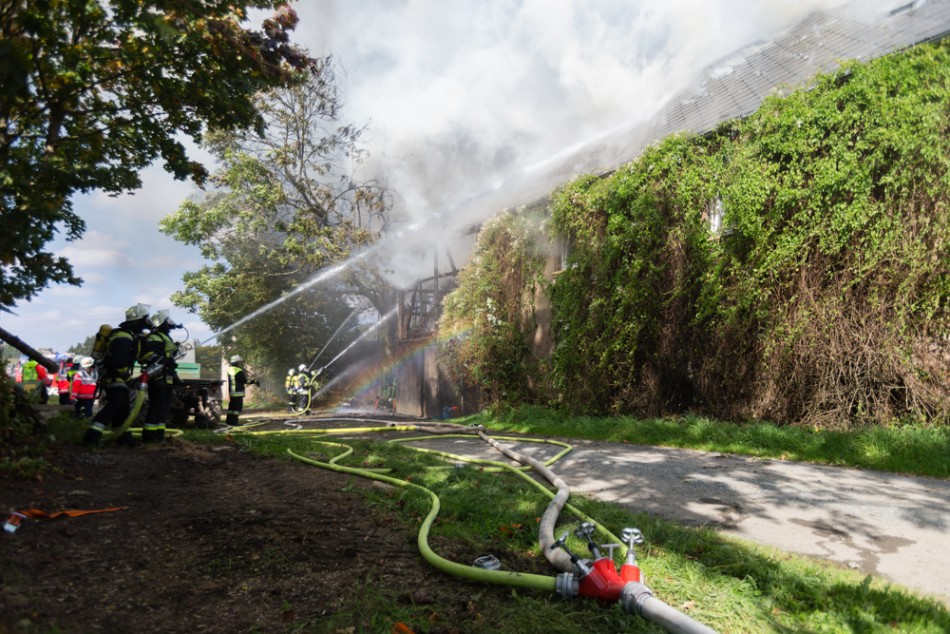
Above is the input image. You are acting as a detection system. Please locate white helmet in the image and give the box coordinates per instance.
[230,354,243,364]
[287,368,295,376]
[125,303,151,321]
[80,357,94,368]
[298,364,307,372]
[149,309,171,328]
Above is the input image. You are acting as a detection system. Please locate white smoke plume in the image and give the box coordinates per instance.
[297,0,898,288]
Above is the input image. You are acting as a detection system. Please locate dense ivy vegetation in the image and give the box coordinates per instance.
[439,211,547,407]
[443,39,949,427]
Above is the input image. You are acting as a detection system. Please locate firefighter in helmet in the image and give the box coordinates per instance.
[285,367,297,413]
[295,363,311,413]
[226,354,257,426]
[83,303,151,447]
[140,310,180,443]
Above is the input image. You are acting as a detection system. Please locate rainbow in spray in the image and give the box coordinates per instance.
[319,327,471,409]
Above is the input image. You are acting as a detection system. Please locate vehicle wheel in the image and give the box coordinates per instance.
[197,398,223,428]
[169,405,190,428]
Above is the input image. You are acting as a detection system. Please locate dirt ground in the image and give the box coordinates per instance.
[0,434,508,634]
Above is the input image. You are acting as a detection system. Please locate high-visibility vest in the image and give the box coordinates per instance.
[21,361,50,388]
[21,360,39,382]
[142,330,177,385]
[227,366,245,397]
[57,368,71,394]
[72,369,98,400]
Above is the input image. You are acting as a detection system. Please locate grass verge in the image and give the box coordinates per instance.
[218,426,950,634]
[473,406,950,479]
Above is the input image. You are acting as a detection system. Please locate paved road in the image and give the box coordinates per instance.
[404,434,950,606]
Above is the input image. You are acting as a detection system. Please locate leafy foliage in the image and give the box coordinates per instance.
[0,1,315,309]
[0,368,51,478]
[550,137,714,415]
[161,72,390,384]
[439,210,547,406]
[194,343,222,380]
[547,40,950,425]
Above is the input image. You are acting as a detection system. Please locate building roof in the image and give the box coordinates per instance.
[515,0,950,211]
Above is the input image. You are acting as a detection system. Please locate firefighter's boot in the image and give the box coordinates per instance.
[82,427,102,448]
[141,428,158,444]
[116,431,138,447]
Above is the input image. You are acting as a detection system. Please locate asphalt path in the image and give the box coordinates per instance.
[401,433,950,606]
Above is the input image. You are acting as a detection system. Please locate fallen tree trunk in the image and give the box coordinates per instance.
[0,325,59,373]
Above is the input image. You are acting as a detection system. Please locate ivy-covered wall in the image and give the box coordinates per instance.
[442,39,950,427]
[439,211,548,409]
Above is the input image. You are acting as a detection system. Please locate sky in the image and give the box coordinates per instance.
[1,0,888,355]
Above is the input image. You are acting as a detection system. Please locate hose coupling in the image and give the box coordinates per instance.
[555,572,579,598]
[620,581,655,616]
[473,554,501,570]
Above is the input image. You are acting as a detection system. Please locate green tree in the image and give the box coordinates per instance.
[0,1,315,309]
[194,343,221,380]
[67,334,95,357]
[161,72,390,380]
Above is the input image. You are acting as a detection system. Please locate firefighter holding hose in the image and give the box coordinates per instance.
[82,304,152,448]
[140,310,181,443]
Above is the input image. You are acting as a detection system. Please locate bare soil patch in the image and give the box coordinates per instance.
[0,438,500,633]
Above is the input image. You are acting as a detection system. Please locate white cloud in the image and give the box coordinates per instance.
[58,230,132,269]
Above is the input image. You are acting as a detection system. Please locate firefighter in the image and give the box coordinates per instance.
[285,367,297,412]
[226,355,257,426]
[140,310,180,443]
[82,303,151,448]
[71,357,98,418]
[295,363,311,413]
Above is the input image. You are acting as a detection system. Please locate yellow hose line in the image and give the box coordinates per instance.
[392,434,574,471]
[288,448,557,592]
[214,420,271,433]
[105,388,147,441]
[308,439,391,473]
[394,440,624,547]
[248,425,622,564]
[234,425,421,436]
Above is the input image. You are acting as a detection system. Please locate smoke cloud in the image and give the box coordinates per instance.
[293,0,893,287]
